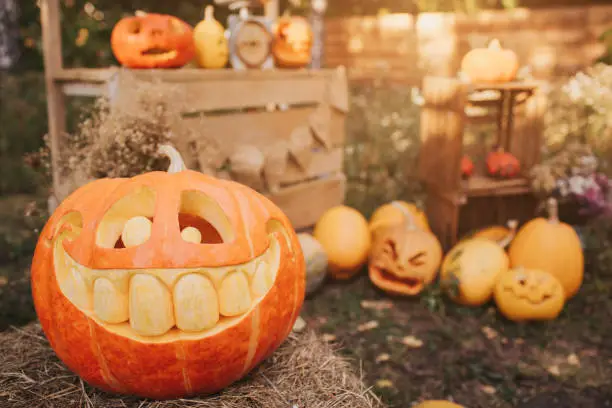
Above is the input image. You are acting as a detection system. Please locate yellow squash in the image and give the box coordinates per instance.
[440,237,509,306]
[193,5,229,69]
[369,201,430,233]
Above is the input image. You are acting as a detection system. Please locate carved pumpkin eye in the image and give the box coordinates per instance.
[127,19,142,34]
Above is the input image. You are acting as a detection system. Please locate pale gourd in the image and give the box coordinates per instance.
[193,5,229,69]
[297,233,328,295]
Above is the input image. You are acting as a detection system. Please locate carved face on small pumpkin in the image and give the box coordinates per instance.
[272,16,313,68]
[31,146,305,400]
[111,13,195,69]
[369,220,443,296]
[494,268,565,322]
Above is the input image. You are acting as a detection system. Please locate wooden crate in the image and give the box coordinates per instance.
[50,68,349,231]
[418,76,548,249]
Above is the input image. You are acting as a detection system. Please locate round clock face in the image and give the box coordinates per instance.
[235,20,272,68]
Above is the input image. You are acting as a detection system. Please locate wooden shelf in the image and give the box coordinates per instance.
[463,175,530,198]
[467,80,543,92]
[53,67,339,84]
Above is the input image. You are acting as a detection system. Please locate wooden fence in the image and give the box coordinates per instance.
[324,5,612,85]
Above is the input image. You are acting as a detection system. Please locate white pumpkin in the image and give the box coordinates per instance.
[298,233,328,295]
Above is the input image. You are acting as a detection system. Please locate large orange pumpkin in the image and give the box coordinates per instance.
[272,15,313,68]
[111,12,195,69]
[31,145,305,399]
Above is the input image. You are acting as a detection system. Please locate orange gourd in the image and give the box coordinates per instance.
[30,145,305,399]
[508,198,584,299]
[494,267,566,322]
[415,401,464,408]
[313,205,371,280]
[461,155,474,179]
[111,12,195,69]
[461,39,519,83]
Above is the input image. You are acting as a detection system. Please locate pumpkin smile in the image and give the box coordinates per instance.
[141,47,178,58]
[53,228,281,342]
[371,266,424,291]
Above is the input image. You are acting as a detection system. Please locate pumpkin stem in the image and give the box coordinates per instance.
[546,197,559,223]
[498,219,518,249]
[204,5,214,21]
[135,10,148,17]
[488,38,502,50]
[158,144,187,174]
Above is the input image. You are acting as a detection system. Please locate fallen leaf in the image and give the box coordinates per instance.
[376,353,390,363]
[547,365,561,376]
[375,379,394,389]
[292,316,307,333]
[322,334,337,342]
[567,353,580,366]
[481,326,498,340]
[501,337,508,344]
[514,338,525,345]
[401,335,424,348]
[481,385,497,395]
[357,320,379,332]
[360,300,393,311]
[0,276,7,287]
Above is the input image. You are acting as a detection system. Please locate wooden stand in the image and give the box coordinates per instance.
[418,76,547,249]
[40,0,348,230]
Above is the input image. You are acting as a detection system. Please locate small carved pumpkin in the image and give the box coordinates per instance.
[369,207,442,296]
[313,205,371,280]
[486,146,521,178]
[508,198,584,299]
[461,155,474,179]
[369,201,431,233]
[30,145,305,399]
[111,12,195,69]
[461,39,519,83]
[193,5,229,69]
[440,238,509,306]
[272,15,313,68]
[494,267,566,322]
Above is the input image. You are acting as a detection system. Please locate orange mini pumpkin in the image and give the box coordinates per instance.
[461,155,474,179]
[494,267,566,322]
[461,39,519,83]
[272,15,313,68]
[369,206,442,296]
[111,12,195,69]
[31,145,305,400]
[486,146,521,178]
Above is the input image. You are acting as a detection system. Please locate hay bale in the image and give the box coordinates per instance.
[0,323,384,408]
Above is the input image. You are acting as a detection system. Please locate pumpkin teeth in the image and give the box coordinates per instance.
[54,233,279,338]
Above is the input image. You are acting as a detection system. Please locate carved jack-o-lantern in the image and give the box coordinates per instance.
[494,267,566,322]
[31,145,305,400]
[111,12,195,69]
[272,15,313,68]
[369,206,442,296]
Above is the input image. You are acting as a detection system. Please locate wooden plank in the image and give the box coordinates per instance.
[61,81,109,97]
[184,106,345,157]
[40,0,65,203]
[267,173,346,230]
[418,76,466,194]
[464,175,530,197]
[282,148,343,186]
[53,67,337,83]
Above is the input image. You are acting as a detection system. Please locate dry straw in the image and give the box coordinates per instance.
[0,323,384,408]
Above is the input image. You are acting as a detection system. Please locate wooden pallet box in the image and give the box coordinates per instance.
[51,67,349,231]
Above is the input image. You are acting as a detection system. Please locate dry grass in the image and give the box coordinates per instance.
[0,323,384,408]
